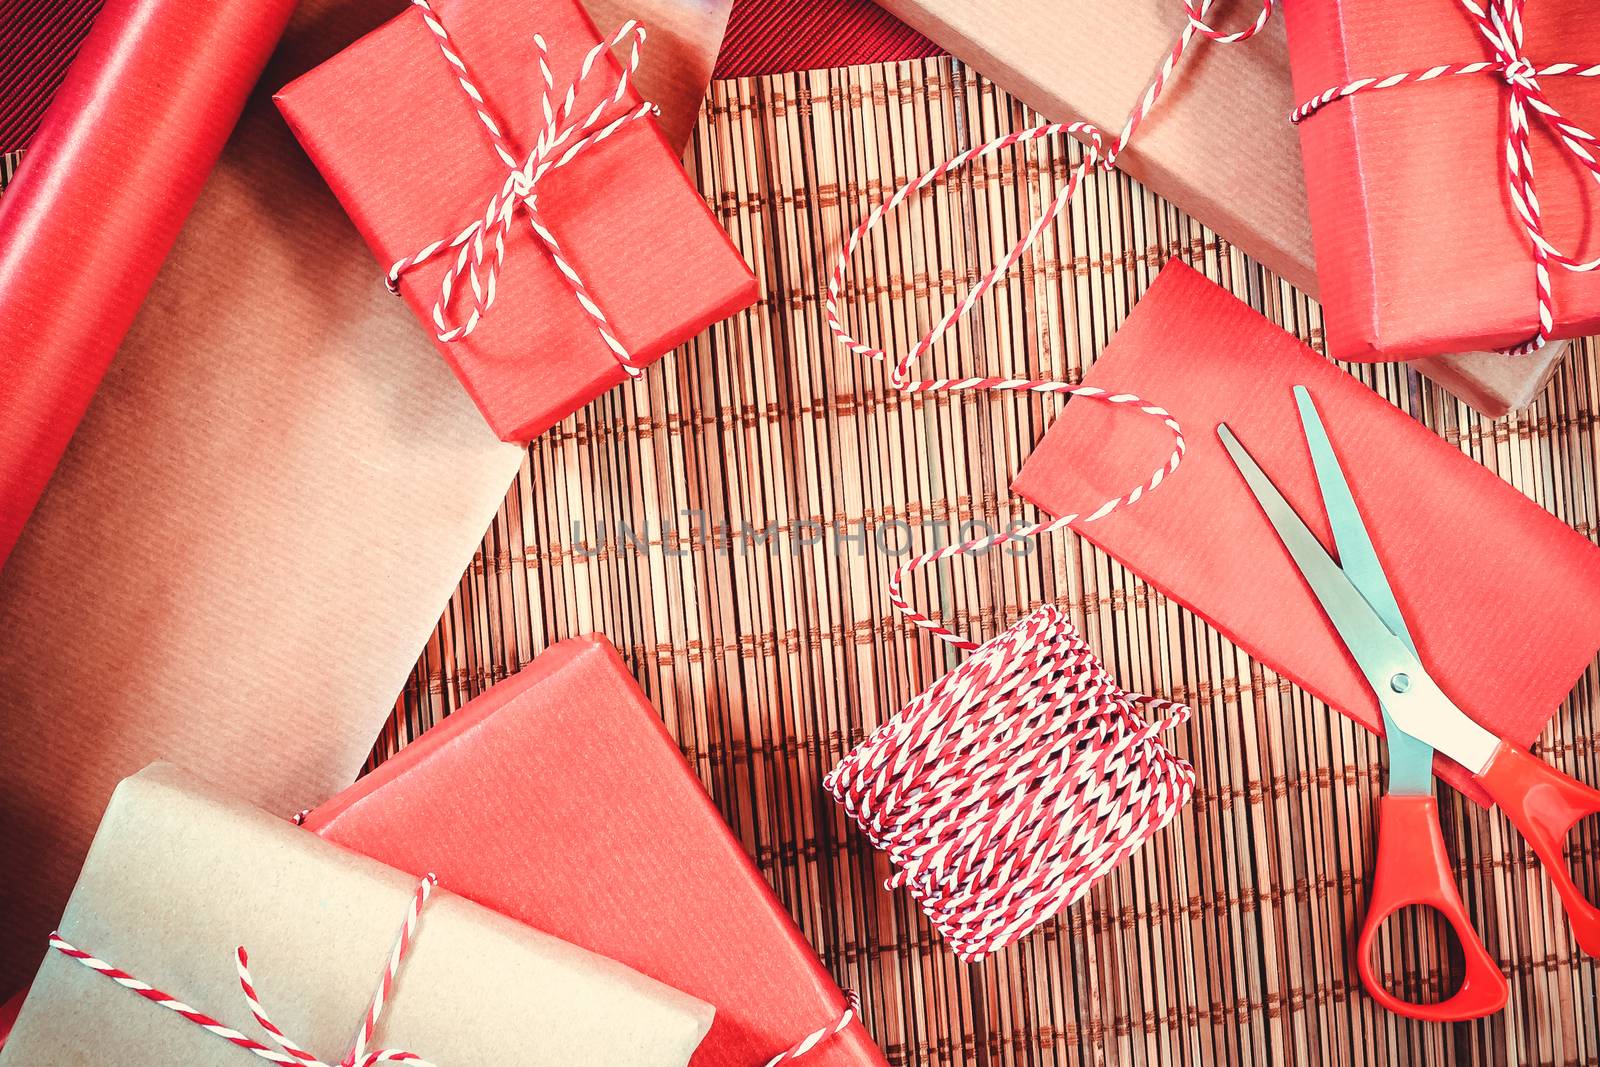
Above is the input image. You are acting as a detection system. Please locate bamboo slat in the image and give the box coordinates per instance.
[372,57,1591,1065]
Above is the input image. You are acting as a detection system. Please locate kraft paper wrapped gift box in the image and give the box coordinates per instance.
[299,634,888,1067]
[1012,262,1600,800]
[275,0,759,442]
[0,764,713,1065]
[1282,0,1600,362]
[0,0,729,1001]
[871,0,1574,416]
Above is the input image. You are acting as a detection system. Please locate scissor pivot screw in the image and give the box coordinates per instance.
[1390,673,1411,693]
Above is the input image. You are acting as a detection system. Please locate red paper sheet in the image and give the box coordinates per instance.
[302,635,886,1067]
[0,0,296,569]
[1013,262,1600,798]
[275,0,758,442]
[0,993,16,1048]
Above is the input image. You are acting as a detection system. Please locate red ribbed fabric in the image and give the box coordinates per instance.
[715,0,942,78]
[0,0,104,151]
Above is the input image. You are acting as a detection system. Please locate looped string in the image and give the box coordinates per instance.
[825,0,1271,649]
[822,109,1185,653]
[50,876,440,1066]
[387,0,656,373]
[818,0,1261,960]
[1291,0,1600,355]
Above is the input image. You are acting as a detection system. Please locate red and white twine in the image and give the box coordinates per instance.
[818,0,1271,959]
[1292,0,1600,355]
[760,990,861,1067]
[821,1,1277,651]
[826,609,1194,960]
[388,0,655,371]
[50,875,440,1066]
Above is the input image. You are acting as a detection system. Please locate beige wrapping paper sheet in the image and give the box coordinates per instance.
[0,764,714,1064]
[871,0,1570,415]
[0,0,731,998]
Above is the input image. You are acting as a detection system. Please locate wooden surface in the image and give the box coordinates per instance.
[377,60,1600,1065]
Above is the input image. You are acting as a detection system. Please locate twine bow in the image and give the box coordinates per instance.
[49,876,440,1066]
[386,0,656,373]
[1292,0,1600,355]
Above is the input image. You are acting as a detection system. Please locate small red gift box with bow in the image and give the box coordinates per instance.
[276,0,757,441]
[1283,0,1600,362]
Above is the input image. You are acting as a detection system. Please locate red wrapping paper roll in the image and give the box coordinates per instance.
[0,0,296,568]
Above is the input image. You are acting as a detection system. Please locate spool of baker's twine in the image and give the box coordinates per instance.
[820,0,1275,960]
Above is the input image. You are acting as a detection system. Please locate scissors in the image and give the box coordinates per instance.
[1218,386,1600,1022]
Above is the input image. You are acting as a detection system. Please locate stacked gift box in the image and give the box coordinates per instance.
[2,638,880,1064]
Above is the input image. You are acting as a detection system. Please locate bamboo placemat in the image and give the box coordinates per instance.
[378,59,1600,1066]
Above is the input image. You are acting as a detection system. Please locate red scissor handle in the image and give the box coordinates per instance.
[1356,794,1509,1021]
[1478,741,1600,957]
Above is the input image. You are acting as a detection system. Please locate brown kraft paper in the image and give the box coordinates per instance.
[0,0,730,998]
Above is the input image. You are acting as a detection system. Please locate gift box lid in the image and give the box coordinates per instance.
[275,0,758,442]
[0,763,714,1065]
[302,634,887,1067]
[1013,262,1600,801]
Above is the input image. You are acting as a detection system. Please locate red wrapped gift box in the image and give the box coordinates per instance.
[301,635,886,1067]
[1283,0,1600,362]
[275,0,757,442]
[1013,262,1600,801]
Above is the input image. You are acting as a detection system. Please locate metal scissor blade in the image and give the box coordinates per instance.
[1293,387,1413,653]
[1217,421,1503,774]
[1292,387,1436,795]
[1217,423,1421,690]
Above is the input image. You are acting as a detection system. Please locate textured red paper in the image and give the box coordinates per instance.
[1283,0,1600,362]
[0,0,295,569]
[714,0,940,78]
[302,635,886,1067]
[275,0,757,442]
[1014,263,1600,798]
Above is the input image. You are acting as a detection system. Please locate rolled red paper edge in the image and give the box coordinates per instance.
[0,0,297,569]
[0,988,18,1048]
